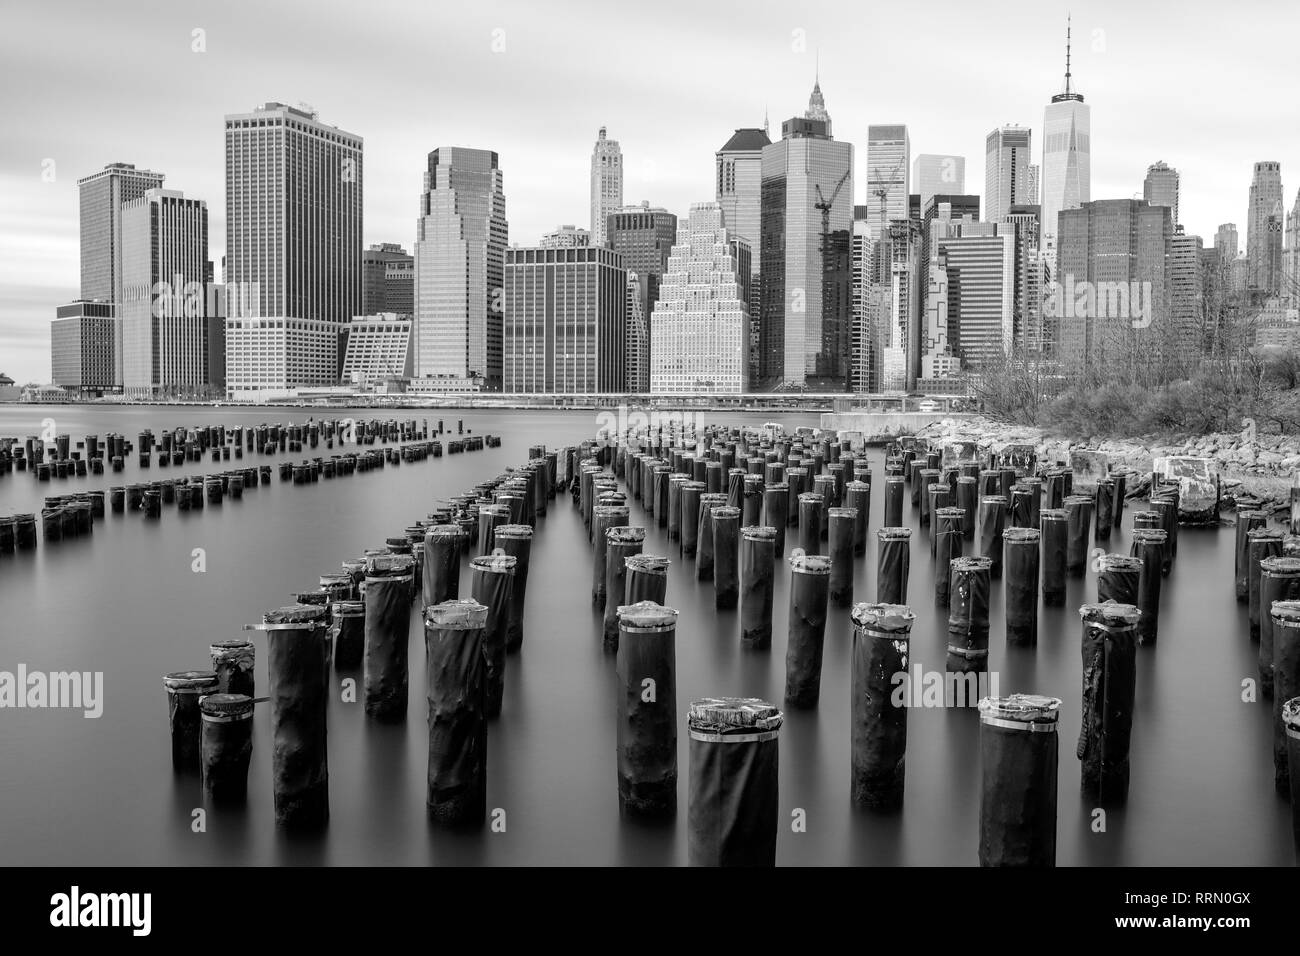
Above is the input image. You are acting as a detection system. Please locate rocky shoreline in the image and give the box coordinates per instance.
[910,417,1299,521]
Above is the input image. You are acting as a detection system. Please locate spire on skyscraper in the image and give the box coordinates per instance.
[805,67,830,124]
[1052,15,1085,103]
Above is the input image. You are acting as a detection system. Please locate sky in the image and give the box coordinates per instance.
[1,0,1297,383]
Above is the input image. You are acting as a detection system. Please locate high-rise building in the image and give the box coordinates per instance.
[77,162,166,387]
[51,301,116,392]
[717,126,771,372]
[503,245,626,393]
[884,220,921,390]
[341,313,414,385]
[119,189,214,398]
[1247,161,1284,299]
[1041,21,1091,248]
[1143,161,1180,227]
[850,214,876,393]
[1169,230,1204,363]
[539,225,590,248]
[1215,223,1239,262]
[590,128,623,247]
[866,125,910,233]
[1285,192,1300,303]
[985,126,1034,221]
[913,155,966,208]
[760,83,854,387]
[362,243,414,316]
[936,223,1016,366]
[413,147,507,390]
[223,103,363,399]
[1055,199,1170,367]
[1004,204,1045,350]
[650,203,750,394]
[606,203,677,379]
[919,195,980,380]
[626,272,649,393]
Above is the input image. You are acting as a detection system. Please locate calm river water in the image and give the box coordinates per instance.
[0,405,1290,865]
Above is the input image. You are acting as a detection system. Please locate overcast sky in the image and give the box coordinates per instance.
[1,0,1296,383]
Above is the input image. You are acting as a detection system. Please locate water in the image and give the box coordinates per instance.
[0,405,1291,865]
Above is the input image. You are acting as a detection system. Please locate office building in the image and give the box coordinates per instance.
[590,128,623,247]
[1143,161,1180,227]
[626,272,649,393]
[362,243,414,316]
[650,203,749,394]
[503,245,626,393]
[760,83,855,387]
[1247,161,1284,299]
[413,146,507,390]
[51,301,116,392]
[607,202,678,379]
[539,225,590,248]
[119,188,214,398]
[1169,230,1204,362]
[866,125,910,234]
[341,313,415,385]
[985,126,1034,221]
[1041,22,1091,247]
[223,103,363,399]
[935,222,1016,366]
[913,154,966,208]
[717,126,771,370]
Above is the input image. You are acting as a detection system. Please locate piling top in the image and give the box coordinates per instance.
[845,480,870,491]
[1130,528,1167,544]
[617,601,679,630]
[593,504,630,519]
[1238,510,1269,521]
[471,553,518,574]
[765,482,790,492]
[788,550,832,574]
[1284,535,1300,556]
[683,480,707,491]
[341,558,367,573]
[1022,476,1043,486]
[332,600,365,615]
[366,553,415,576]
[1098,554,1142,573]
[263,604,328,627]
[1247,527,1284,542]
[711,506,742,520]
[951,556,993,574]
[319,573,352,589]
[199,693,254,718]
[1063,494,1093,506]
[425,524,462,540]
[936,506,966,518]
[828,507,858,520]
[699,493,729,505]
[980,494,1008,506]
[1079,601,1141,627]
[606,525,646,546]
[797,492,825,504]
[786,467,809,477]
[1039,508,1067,521]
[163,670,219,691]
[625,554,671,575]
[424,599,490,630]
[495,524,533,540]
[851,603,916,633]
[742,525,778,541]
[688,697,784,734]
[978,694,1061,728]
[1284,697,1300,732]
[1003,527,1040,543]
[1271,599,1300,626]
[1260,556,1300,577]
[210,640,254,658]
[877,527,912,540]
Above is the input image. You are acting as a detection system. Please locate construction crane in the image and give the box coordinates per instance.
[814,169,851,241]
[871,154,907,248]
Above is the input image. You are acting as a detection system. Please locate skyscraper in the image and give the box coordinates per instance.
[717,126,771,372]
[919,195,980,380]
[913,155,966,208]
[606,202,677,382]
[651,203,749,394]
[1286,192,1300,303]
[760,82,854,387]
[539,225,590,248]
[1169,230,1204,363]
[850,214,876,393]
[413,147,507,390]
[936,222,1016,366]
[51,301,116,392]
[985,127,1034,222]
[866,125,910,234]
[1143,161,1180,227]
[1040,21,1091,248]
[362,243,414,316]
[120,189,213,398]
[1055,199,1170,367]
[77,162,166,387]
[590,128,623,247]
[1215,223,1239,262]
[503,245,626,393]
[626,272,649,393]
[1247,161,1284,299]
[223,103,363,399]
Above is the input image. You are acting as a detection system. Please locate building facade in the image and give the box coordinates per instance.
[717,127,771,375]
[1040,27,1090,248]
[539,225,590,248]
[590,128,623,247]
[51,301,116,391]
[650,203,749,394]
[1143,161,1180,227]
[866,125,910,234]
[913,154,966,209]
[1247,161,1284,300]
[362,243,414,316]
[606,202,677,380]
[223,103,363,399]
[985,126,1034,222]
[413,146,507,390]
[341,313,415,385]
[119,189,214,398]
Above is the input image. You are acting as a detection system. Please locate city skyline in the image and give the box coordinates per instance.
[2,0,1298,382]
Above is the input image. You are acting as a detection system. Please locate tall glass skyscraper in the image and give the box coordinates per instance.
[1040,22,1090,248]
[913,154,965,209]
[717,126,771,375]
[760,83,854,388]
[1143,161,1180,227]
[413,147,507,390]
[985,126,1033,222]
[223,102,363,399]
[866,125,910,234]
[590,128,623,247]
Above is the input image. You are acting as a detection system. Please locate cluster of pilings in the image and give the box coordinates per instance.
[577,422,1298,866]
[0,417,464,482]
[160,436,556,830]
